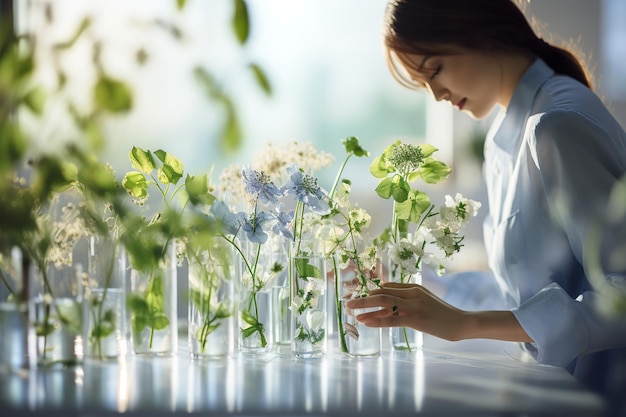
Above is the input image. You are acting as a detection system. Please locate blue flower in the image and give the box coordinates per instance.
[210,200,241,235]
[282,165,331,215]
[239,210,272,244]
[272,208,294,240]
[241,164,283,205]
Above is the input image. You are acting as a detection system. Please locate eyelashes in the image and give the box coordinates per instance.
[430,65,442,80]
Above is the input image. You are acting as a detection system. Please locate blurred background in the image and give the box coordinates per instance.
[11,0,626,272]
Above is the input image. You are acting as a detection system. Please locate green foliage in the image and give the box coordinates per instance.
[371,141,450,227]
[240,308,267,347]
[294,257,322,280]
[249,63,272,95]
[232,0,250,45]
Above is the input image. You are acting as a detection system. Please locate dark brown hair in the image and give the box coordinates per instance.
[383,0,592,90]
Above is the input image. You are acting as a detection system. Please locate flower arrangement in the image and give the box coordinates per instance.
[371,140,481,350]
[210,141,335,353]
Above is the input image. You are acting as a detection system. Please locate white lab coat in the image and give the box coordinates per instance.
[443,59,626,410]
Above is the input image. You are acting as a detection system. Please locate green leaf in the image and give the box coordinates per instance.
[343,136,369,157]
[149,313,170,330]
[221,103,242,154]
[122,171,148,199]
[294,257,322,279]
[129,147,155,174]
[22,86,46,115]
[376,174,409,202]
[249,63,272,96]
[127,294,149,316]
[232,0,250,45]
[185,174,215,206]
[391,175,410,202]
[418,143,438,158]
[156,151,184,185]
[32,156,76,197]
[240,309,259,326]
[369,155,389,178]
[395,190,431,222]
[53,17,91,50]
[131,314,148,334]
[176,0,186,11]
[93,76,133,113]
[419,160,451,184]
[214,303,232,319]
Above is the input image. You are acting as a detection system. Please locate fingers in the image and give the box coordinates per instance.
[352,306,407,328]
[345,294,395,310]
[380,282,420,289]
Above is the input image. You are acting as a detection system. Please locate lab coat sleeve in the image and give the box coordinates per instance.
[512,109,626,367]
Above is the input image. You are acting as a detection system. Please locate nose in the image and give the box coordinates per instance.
[427,83,449,102]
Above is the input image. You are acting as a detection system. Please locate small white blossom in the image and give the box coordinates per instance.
[348,208,371,234]
[334,182,351,209]
[388,239,422,274]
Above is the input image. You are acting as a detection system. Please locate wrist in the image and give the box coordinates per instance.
[459,311,533,343]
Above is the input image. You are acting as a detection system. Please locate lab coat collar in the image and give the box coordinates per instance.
[492,58,555,154]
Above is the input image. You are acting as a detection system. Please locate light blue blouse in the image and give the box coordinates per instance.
[480,58,626,368]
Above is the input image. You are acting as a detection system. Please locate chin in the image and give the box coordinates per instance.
[465,105,498,120]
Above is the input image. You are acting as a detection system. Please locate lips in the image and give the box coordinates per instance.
[455,98,467,110]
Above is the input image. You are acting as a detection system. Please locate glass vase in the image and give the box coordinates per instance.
[237,239,277,354]
[268,237,290,355]
[83,235,126,360]
[127,240,178,356]
[0,246,32,370]
[30,262,83,367]
[388,262,423,351]
[336,259,381,357]
[187,239,237,359]
[290,240,327,358]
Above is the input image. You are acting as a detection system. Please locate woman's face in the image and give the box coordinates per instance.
[397,48,504,120]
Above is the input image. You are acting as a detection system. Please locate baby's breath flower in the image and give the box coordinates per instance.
[388,143,424,175]
[217,163,244,206]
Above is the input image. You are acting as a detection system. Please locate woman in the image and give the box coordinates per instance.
[346,0,626,414]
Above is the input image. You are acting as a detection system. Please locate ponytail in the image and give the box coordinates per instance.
[532,38,592,89]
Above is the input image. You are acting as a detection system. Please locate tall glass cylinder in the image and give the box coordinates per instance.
[388,262,423,351]
[188,239,237,359]
[269,238,290,355]
[0,246,31,369]
[237,239,278,354]
[290,240,327,358]
[83,235,126,360]
[127,240,177,356]
[337,260,381,357]
[30,262,83,366]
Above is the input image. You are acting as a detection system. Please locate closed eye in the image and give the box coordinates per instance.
[430,65,442,80]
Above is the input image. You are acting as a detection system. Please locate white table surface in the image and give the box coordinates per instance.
[0,333,606,416]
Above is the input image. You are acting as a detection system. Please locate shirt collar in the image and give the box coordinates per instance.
[492,58,555,153]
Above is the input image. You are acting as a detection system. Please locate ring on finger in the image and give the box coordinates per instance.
[392,304,399,316]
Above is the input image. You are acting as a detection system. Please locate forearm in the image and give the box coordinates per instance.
[459,310,534,343]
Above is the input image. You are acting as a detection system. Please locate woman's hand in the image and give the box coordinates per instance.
[345,282,467,341]
[345,282,533,343]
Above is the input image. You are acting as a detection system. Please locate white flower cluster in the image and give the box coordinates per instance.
[252,141,335,181]
[388,193,481,275]
[46,201,92,269]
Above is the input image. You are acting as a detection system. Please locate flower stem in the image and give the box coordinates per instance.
[334,256,348,353]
